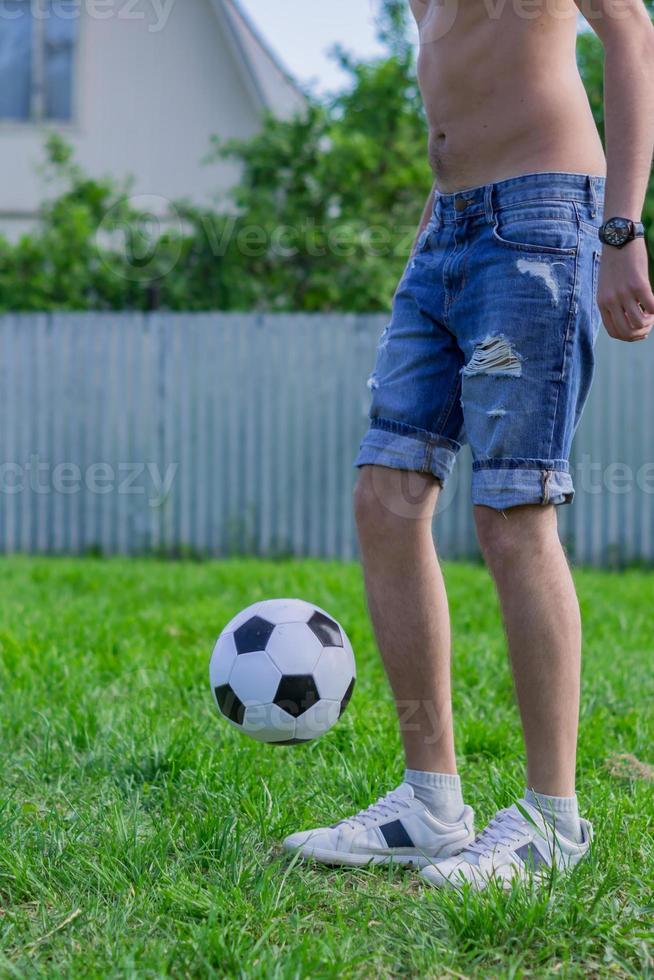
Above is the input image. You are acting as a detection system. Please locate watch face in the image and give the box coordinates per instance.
[603,217,632,247]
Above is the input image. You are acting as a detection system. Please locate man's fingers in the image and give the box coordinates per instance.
[636,277,654,310]
[597,263,654,342]
[600,297,631,339]
[601,305,621,339]
[615,310,641,339]
[629,279,654,318]
[636,286,654,319]
[627,299,654,329]
[601,300,651,342]
[620,301,648,333]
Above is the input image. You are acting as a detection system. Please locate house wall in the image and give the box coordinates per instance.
[219,0,307,120]
[0,0,262,240]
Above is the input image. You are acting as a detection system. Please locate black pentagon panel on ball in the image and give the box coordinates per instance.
[274,675,320,718]
[339,677,355,718]
[214,684,245,725]
[233,616,275,655]
[307,611,343,648]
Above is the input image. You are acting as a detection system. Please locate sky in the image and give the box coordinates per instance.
[238,0,388,94]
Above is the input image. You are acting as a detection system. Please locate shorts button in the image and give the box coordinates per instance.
[455,197,470,212]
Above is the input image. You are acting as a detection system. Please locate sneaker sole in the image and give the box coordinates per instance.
[421,867,493,890]
[421,864,568,891]
[285,844,436,868]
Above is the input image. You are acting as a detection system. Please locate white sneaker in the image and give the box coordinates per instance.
[282,783,474,867]
[421,799,592,890]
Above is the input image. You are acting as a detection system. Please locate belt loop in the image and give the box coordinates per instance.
[588,175,597,219]
[484,184,494,224]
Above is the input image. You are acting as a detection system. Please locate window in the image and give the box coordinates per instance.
[0,3,32,120]
[0,0,78,122]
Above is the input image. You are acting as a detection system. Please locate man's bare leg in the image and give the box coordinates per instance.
[422,502,586,886]
[282,463,473,864]
[354,465,456,775]
[474,504,581,798]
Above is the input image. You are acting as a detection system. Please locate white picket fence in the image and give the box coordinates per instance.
[0,312,652,565]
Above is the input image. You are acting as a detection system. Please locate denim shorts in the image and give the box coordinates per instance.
[355,172,605,509]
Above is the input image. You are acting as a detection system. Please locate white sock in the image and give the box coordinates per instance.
[524,788,582,843]
[404,768,465,824]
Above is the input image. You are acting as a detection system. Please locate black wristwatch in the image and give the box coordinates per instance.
[598,216,645,249]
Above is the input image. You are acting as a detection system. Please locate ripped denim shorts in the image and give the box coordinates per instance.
[355,171,605,509]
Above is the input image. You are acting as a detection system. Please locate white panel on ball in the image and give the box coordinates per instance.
[209,633,238,687]
[243,703,296,742]
[246,598,317,625]
[229,651,282,704]
[266,622,323,675]
[312,646,355,702]
[294,700,341,741]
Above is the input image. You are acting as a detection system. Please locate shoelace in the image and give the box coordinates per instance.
[465,806,529,856]
[337,789,412,830]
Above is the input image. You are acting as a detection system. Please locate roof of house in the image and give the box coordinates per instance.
[211,0,307,119]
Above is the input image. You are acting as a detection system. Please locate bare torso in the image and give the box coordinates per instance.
[414,0,606,192]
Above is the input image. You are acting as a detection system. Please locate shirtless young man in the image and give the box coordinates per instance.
[284,0,654,887]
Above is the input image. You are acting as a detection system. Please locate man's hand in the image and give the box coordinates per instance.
[598,239,654,342]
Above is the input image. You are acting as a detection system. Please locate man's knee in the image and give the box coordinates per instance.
[353,467,393,537]
[474,503,557,567]
[354,465,439,538]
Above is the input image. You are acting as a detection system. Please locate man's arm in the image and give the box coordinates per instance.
[411,184,437,254]
[408,1,436,253]
[408,0,429,23]
[578,0,654,341]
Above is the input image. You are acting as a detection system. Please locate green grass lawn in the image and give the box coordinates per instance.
[0,557,652,978]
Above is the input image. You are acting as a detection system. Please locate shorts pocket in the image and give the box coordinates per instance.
[492,201,579,255]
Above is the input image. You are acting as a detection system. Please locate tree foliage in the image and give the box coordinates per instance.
[0,0,651,312]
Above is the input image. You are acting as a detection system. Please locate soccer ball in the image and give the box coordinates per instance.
[210,599,356,744]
